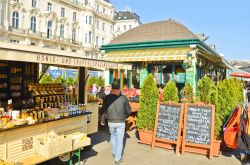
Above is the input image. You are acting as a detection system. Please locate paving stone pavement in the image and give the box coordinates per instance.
[78,128,246,165]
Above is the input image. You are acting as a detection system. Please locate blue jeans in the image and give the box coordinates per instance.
[108,122,125,161]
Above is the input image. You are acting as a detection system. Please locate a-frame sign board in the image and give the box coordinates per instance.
[181,103,215,159]
[152,102,184,153]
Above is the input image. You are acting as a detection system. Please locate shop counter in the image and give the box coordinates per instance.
[0,112,92,164]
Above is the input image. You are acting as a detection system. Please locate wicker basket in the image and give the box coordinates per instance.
[35,136,72,158]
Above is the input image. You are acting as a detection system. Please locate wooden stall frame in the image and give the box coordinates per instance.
[181,103,215,159]
[152,102,184,153]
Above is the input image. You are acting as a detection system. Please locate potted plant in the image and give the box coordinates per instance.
[163,81,179,103]
[137,74,159,144]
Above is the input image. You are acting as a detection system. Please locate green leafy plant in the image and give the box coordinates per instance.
[197,76,244,138]
[163,81,179,103]
[96,76,105,87]
[216,78,244,137]
[87,76,97,87]
[67,76,75,86]
[137,74,159,131]
[197,76,220,137]
[54,75,66,85]
[39,73,53,84]
[182,83,195,103]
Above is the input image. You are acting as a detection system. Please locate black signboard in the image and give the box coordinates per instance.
[156,104,181,141]
[185,106,212,145]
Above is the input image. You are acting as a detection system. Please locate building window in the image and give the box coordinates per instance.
[31,42,36,46]
[97,5,99,12]
[72,28,76,42]
[102,38,104,45]
[88,31,92,44]
[13,0,19,2]
[47,3,52,11]
[73,12,76,21]
[32,0,37,8]
[103,8,105,13]
[60,25,64,38]
[61,47,64,50]
[96,21,99,29]
[85,33,87,43]
[12,11,19,28]
[95,36,99,47]
[124,25,126,31]
[129,25,132,30]
[30,16,36,32]
[102,23,105,31]
[117,26,120,31]
[61,8,65,17]
[110,25,113,32]
[47,21,52,38]
[10,39,19,44]
[72,49,76,52]
[89,16,92,25]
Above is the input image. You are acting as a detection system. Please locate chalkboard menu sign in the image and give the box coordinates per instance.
[182,104,215,159]
[152,103,183,153]
[185,106,212,145]
[156,104,181,141]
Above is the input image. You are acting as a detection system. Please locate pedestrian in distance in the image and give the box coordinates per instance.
[101,82,131,165]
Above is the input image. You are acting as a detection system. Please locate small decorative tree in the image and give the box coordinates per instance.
[137,74,159,131]
[96,76,105,87]
[163,81,179,103]
[182,83,195,103]
[197,76,220,137]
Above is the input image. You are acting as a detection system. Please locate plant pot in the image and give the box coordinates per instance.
[138,130,153,145]
[213,139,222,156]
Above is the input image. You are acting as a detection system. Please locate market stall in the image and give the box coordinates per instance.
[0,42,132,164]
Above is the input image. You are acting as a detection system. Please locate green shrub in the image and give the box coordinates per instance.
[163,81,179,103]
[197,76,244,138]
[182,83,195,103]
[137,74,159,131]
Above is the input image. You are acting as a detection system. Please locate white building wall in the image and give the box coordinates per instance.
[0,0,115,60]
[114,19,141,37]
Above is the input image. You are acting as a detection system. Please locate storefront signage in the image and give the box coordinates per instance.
[36,54,131,70]
[176,73,186,83]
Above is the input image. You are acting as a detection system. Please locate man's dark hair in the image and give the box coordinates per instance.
[112,82,120,89]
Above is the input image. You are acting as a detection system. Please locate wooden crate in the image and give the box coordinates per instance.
[35,136,72,158]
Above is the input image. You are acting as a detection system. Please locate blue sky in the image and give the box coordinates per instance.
[110,0,250,61]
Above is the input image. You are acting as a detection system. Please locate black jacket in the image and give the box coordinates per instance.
[102,93,131,123]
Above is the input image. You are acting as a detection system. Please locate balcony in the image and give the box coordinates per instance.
[9,26,25,34]
[27,29,41,37]
[96,12,114,22]
[59,0,92,10]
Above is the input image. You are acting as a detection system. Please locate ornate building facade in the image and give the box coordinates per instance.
[0,0,115,59]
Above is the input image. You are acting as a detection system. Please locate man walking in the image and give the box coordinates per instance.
[101,82,131,164]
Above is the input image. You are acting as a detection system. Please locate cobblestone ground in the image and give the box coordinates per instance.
[42,127,249,165]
